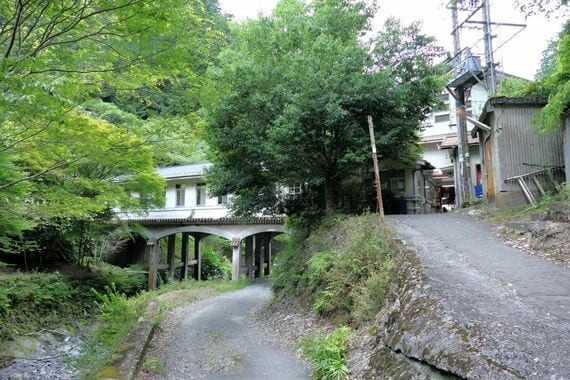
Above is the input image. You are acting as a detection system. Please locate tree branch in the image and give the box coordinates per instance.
[4,0,24,58]
[0,155,86,191]
[0,121,54,155]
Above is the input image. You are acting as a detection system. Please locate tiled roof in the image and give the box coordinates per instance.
[157,162,211,179]
[439,134,479,149]
[124,217,285,225]
[420,132,456,144]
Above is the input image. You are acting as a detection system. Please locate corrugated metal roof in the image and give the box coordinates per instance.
[479,97,548,123]
[157,162,211,179]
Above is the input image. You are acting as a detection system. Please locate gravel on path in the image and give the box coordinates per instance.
[138,282,311,380]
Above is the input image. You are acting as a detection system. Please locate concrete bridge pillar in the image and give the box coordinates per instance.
[245,236,254,279]
[265,234,272,276]
[261,233,271,276]
[254,234,263,278]
[191,233,203,281]
[180,232,190,280]
[147,240,159,291]
[167,235,176,280]
[231,237,241,281]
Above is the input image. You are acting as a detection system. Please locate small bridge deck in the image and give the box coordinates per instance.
[126,217,286,290]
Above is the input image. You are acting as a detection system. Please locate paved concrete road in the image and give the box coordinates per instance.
[147,283,310,380]
[388,214,570,377]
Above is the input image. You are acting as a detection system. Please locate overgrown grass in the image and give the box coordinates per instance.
[141,355,165,374]
[273,213,400,325]
[0,271,81,341]
[299,327,352,380]
[481,185,570,224]
[77,279,249,378]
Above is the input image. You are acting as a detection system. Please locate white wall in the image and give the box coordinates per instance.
[422,145,453,169]
[152,178,231,219]
[422,83,489,139]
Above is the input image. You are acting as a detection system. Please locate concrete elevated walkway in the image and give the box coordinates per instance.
[128,217,286,290]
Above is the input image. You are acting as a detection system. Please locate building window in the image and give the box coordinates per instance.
[435,113,450,123]
[286,183,302,199]
[290,183,302,196]
[217,195,228,205]
[196,184,206,206]
[175,184,185,207]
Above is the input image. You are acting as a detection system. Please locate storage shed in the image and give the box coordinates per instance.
[472,97,565,207]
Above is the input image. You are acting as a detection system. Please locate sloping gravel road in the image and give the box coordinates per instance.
[138,283,310,380]
[387,213,570,378]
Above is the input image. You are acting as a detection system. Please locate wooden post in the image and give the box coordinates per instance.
[254,234,263,278]
[367,116,385,217]
[147,241,159,291]
[193,234,202,281]
[231,237,241,281]
[245,236,254,279]
[180,232,190,280]
[167,234,176,280]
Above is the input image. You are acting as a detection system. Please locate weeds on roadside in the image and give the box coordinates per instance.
[273,213,399,325]
[481,184,570,224]
[299,327,352,380]
[141,355,165,374]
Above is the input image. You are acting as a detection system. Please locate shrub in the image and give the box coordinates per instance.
[0,272,80,340]
[300,327,352,380]
[92,284,138,345]
[200,246,231,280]
[89,262,147,296]
[273,213,399,325]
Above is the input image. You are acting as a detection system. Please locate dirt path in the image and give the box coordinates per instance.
[387,214,570,377]
[138,283,310,380]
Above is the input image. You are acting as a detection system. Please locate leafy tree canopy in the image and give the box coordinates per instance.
[204,0,445,216]
[0,1,226,254]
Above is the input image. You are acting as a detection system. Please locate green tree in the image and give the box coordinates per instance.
[204,0,445,216]
[0,1,226,258]
[540,20,570,130]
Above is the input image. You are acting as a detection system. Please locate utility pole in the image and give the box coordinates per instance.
[367,116,384,217]
[450,1,473,206]
[448,0,525,207]
[482,0,496,93]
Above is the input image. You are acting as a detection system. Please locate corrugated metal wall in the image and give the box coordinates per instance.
[489,103,564,206]
[497,104,563,184]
